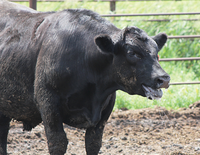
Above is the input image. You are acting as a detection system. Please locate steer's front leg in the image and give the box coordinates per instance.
[85,123,105,155]
[85,93,116,155]
[35,89,68,155]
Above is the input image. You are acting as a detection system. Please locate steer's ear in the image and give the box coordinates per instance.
[152,33,167,51]
[95,35,114,55]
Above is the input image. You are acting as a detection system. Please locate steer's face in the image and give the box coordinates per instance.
[95,26,170,99]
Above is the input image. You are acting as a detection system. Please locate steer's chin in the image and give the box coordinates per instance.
[142,85,163,100]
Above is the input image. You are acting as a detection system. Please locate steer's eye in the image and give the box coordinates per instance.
[127,50,141,59]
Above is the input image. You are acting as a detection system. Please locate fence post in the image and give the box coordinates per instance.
[110,1,116,12]
[29,0,37,10]
[110,1,116,21]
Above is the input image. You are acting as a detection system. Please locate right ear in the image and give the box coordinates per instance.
[95,34,114,55]
[152,33,168,51]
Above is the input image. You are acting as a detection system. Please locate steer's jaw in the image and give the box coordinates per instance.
[142,85,163,100]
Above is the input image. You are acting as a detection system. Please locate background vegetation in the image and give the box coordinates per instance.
[18,0,200,110]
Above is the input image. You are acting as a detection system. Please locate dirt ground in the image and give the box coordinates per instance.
[7,101,200,155]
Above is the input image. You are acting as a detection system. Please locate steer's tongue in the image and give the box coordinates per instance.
[142,85,163,100]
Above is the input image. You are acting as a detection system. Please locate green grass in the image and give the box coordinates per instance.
[16,1,200,110]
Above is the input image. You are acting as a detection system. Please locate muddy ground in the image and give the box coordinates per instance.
[7,101,200,155]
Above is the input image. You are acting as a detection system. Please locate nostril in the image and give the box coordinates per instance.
[157,78,164,88]
[156,76,170,89]
[157,78,163,84]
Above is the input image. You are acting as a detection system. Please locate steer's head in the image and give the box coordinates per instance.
[95,26,170,100]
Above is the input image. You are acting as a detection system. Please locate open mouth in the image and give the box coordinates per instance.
[142,85,163,100]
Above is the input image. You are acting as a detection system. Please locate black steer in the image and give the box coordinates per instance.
[0,1,170,155]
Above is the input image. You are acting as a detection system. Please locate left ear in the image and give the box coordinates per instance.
[95,34,114,55]
[152,33,167,51]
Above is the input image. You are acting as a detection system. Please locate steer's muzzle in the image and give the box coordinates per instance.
[156,76,170,89]
[142,75,170,100]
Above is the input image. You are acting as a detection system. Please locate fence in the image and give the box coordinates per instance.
[11,0,195,11]
[9,0,200,85]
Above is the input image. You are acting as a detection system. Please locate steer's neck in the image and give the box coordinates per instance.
[93,67,119,100]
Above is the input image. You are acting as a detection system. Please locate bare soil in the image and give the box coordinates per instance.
[7,101,200,155]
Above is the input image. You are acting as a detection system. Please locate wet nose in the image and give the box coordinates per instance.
[156,76,170,89]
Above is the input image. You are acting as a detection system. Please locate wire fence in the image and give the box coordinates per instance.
[101,12,200,17]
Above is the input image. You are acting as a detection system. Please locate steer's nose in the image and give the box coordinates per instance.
[156,76,170,89]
